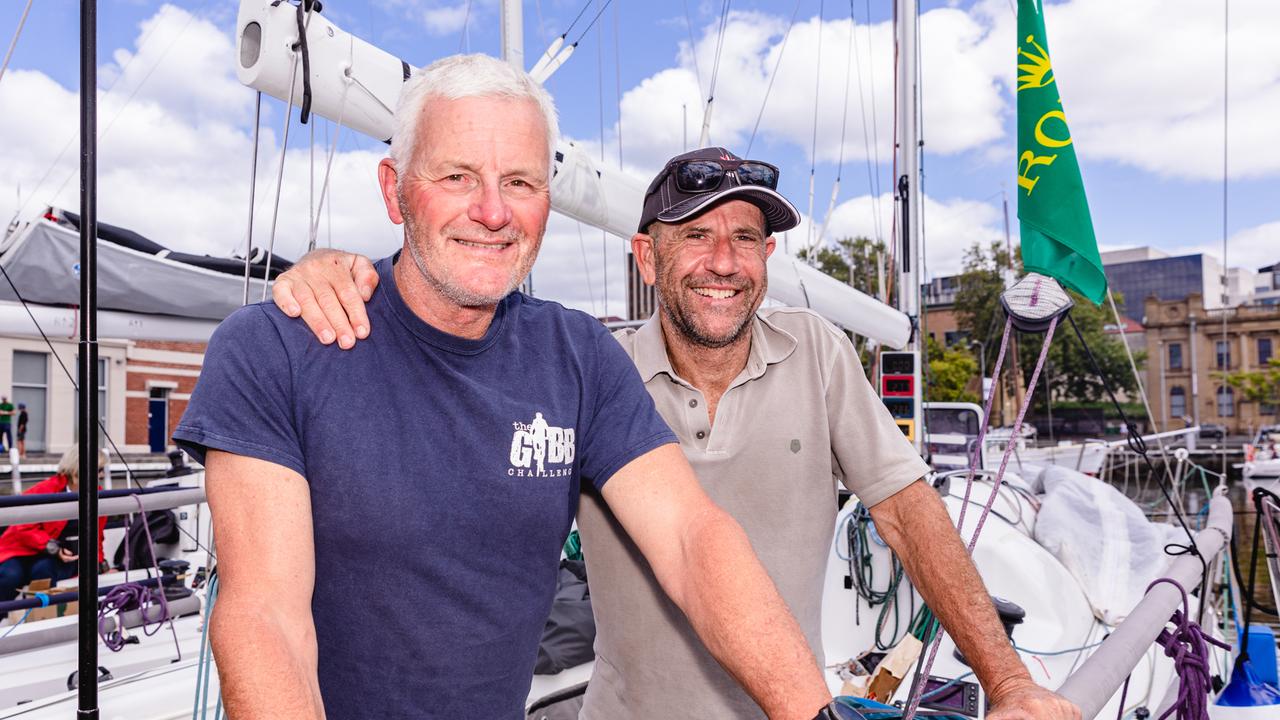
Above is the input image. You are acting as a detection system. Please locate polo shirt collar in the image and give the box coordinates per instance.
[632,309,798,385]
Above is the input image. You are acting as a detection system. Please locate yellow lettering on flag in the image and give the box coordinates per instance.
[1018,150,1058,195]
[1034,110,1073,148]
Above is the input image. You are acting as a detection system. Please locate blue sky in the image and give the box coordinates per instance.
[1,0,1276,317]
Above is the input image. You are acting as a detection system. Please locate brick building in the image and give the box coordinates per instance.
[123,340,205,453]
[1143,294,1280,435]
[0,335,205,456]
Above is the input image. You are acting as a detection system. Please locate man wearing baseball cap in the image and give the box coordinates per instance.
[271,146,1078,720]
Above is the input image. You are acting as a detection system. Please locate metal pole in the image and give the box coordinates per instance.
[77,0,100,716]
[894,0,922,454]
[971,340,986,399]
[500,0,524,69]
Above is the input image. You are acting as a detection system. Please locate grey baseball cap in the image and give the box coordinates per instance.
[638,147,800,235]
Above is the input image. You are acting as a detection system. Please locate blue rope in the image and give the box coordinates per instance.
[194,570,220,720]
[0,591,49,639]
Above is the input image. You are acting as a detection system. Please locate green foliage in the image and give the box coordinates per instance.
[952,240,1144,411]
[926,336,980,403]
[1221,358,1280,405]
[797,236,887,298]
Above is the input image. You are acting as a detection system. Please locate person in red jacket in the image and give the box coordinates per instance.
[0,444,107,604]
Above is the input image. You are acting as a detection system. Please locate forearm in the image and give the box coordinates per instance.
[870,482,1033,703]
[211,596,325,719]
[669,505,831,720]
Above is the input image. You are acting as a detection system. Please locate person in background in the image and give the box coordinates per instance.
[0,444,108,605]
[0,396,13,453]
[16,403,28,459]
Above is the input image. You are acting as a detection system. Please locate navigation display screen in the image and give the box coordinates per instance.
[883,377,912,395]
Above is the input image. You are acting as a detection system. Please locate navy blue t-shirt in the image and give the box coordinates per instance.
[174,255,675,719]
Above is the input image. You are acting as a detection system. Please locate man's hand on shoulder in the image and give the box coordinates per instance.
[273,249,379,349]
[987,678,1080,720]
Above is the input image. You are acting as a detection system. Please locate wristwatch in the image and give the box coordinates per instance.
[814,700,866,720]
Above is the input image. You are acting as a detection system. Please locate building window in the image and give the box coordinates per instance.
[1216,340,1231,369]
[12,351,48,453]
[1216,385,1235,417]
[1260,337,1274,366]
[1262,402,1278,416]
[1169,386,1186,419]
[1168,343,1183,370]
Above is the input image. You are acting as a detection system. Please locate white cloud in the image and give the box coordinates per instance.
[3,1,1273,324]
[1138,221,1280,274]
[0,5,398,269]
[980,0,1280,181]
[421,3,471,37]
[611,5,1012,177]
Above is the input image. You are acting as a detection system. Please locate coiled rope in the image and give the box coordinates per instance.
[1146,578,1230,720]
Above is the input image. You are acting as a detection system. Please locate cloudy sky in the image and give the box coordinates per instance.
[0,0,1276,318]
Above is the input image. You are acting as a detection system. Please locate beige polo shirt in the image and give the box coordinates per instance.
[576,306,929,719]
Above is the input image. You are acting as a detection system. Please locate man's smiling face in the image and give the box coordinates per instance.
[392,94,551,308]
[644,200,775,349]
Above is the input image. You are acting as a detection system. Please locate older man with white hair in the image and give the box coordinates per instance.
[175,54,835,720]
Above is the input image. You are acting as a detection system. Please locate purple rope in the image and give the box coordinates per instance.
[903,315,1060,720]
[96,495,179,657]
[97,582,169,651]
[1146,577,1230,720]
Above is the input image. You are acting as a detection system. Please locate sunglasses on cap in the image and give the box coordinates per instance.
[654,157,780,195]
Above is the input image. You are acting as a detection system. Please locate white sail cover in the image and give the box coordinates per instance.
[1032,466,1184,624]
[0,210,283,321]
[234,0,912,348]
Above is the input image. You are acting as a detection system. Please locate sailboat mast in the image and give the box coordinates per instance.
[76,0,101,716]
[892,0,924,453]
[500,0,524,68]
[895,0,921,329]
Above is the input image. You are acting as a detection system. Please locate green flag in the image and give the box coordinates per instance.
[1016,0,1105,304]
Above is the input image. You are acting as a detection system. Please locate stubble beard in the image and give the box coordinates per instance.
[400,197,535,307]
[655,254,762,350]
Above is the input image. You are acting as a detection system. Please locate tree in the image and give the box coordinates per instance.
[1222,358,1280,410]
[951,239,1143,415]
[797,236,886,298]
[926,336,980,403]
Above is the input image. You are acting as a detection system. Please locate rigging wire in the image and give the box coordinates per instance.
[0,0,34,88]
[576,221,598,317]
[913,0,933,425]
[682,0,705,100]
[241,92,262,306]
[809,3,859,257]
[457,0,474,52]
[613,0,623,168]
[806,0,826,255]
[745,0,805,156]
[1219,0,1230,485]
[260,51,301,302]
[18,2,206,221]
[308,78,351,252]
[570,0,619,46]
[562,0,595,40]
[597,0,608,318]
[863,0,886,247]
[698,0,733,148]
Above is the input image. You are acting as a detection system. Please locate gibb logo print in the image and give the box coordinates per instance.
[508,412,575,477]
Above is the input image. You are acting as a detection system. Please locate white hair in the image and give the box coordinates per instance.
[389,54,560,181]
